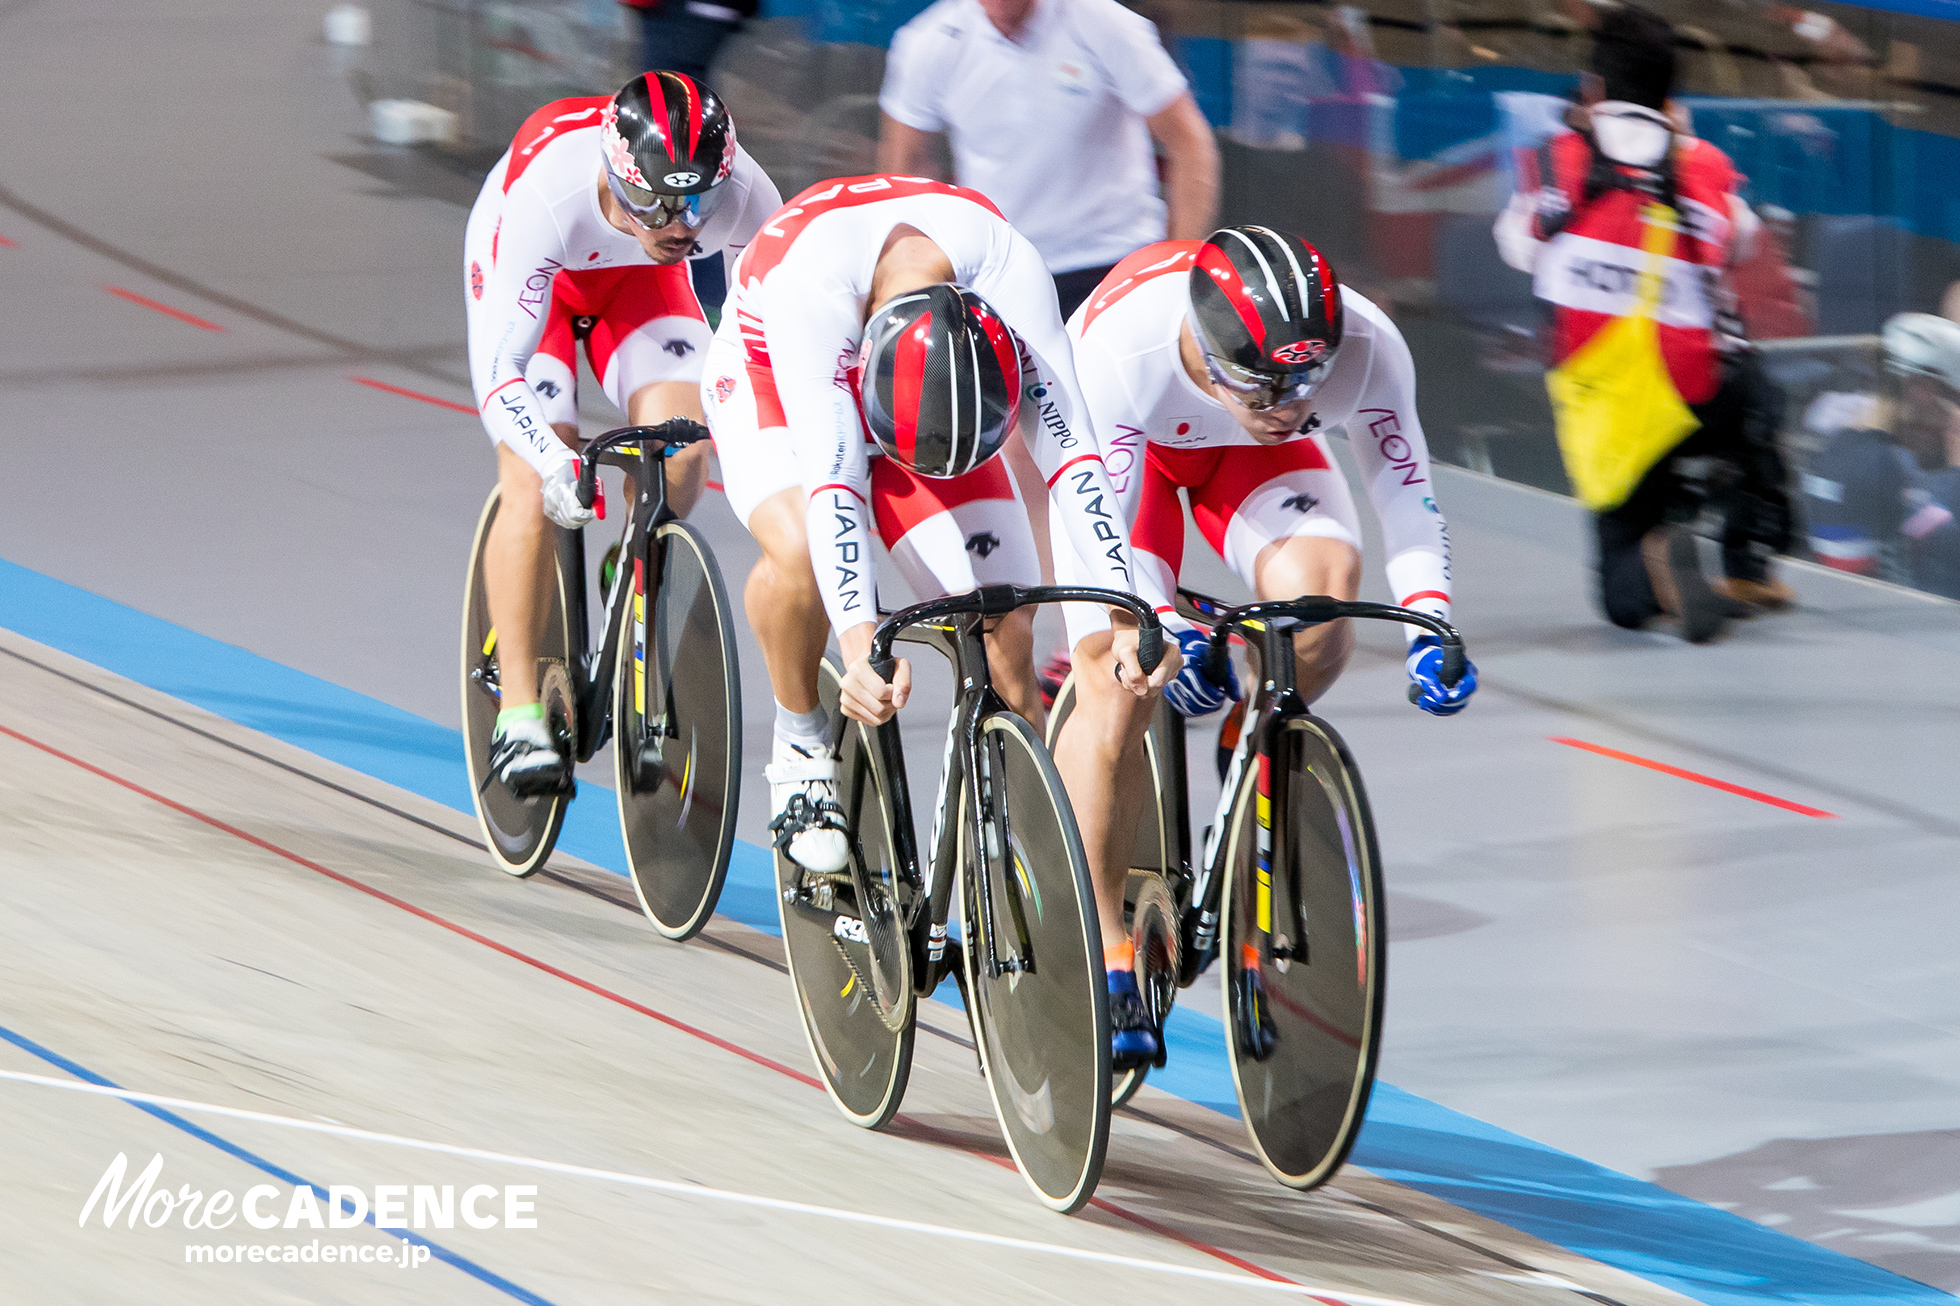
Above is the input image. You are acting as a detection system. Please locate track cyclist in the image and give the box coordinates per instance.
[464,72,780,795]
[699,173,1179,1065]
[1064,225,1477,740]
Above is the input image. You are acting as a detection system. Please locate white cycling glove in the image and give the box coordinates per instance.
[539,460,594,530]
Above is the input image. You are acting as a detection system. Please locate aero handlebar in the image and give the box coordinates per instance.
[575,418,714,510]
[1202,597,1468,690]
[869,584,1164,682]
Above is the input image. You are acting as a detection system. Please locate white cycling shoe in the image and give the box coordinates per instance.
[764,737,850,873]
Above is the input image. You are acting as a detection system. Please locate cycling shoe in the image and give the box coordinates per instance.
[1234,965,1280,1062]
[1108,968,1159,1072]
[765,738,850,873]
[489,728,571,798]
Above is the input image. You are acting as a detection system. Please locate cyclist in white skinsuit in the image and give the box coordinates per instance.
[702,173,1179,1067]
[1064,228,1477,720]
[464,72,779,794]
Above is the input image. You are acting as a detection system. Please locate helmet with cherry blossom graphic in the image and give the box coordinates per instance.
[600,71,737,230]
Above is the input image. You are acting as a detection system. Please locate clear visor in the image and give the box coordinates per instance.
[1202,351,1329,412]
[605,168,727,231]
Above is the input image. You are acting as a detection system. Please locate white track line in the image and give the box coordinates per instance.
[2,1067,1436,1305]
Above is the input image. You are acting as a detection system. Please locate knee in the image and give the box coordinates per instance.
[750,549,818,601]
[496,444,545,500]
[1068,646,1156,753]
[987,608,1036,650]
[1294,618,1354,675]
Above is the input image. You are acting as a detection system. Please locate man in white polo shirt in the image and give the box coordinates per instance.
[876,0,1220,318]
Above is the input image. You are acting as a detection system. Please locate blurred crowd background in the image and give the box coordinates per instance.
[346,0,1960,600]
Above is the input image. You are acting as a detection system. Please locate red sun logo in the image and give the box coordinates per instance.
[469,261,484,301]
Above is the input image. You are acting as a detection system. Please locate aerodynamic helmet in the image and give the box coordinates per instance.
[1188,226,1344,410]
[855,284,1022,479]
[599,71,737,230]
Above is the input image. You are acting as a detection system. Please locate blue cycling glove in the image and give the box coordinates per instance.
[1163,627,1241,718]
[1406,633,1476,716]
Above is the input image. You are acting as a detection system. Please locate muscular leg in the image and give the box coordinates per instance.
[745,487,828,716]
[626,380,709,518]
[1252,534,1362,705]
[1051,629,1157,950]
[482,427,580,708]
[984,608,1043,725]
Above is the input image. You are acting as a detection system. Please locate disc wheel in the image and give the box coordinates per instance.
[775,658,915,1128]
[460,486,575,877]
[1221,713,1386,1190]
[1048,670,1182,1107]
[614,520,742,939]
[960,711,1109,1212]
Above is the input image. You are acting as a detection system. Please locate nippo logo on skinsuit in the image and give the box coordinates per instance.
[713,375,737,403]
[1270,339,1327,366]
[469,261,484,301]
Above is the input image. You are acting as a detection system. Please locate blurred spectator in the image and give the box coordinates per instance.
[1728,205,1814,340]
[621,0,753,82]
[875,0,1220,317]
[1800,390,1916,576]
[1883,313,1960,596]
[1493,5,1792,642]
[1941,279,1960,325]
[1227,8,1398,154]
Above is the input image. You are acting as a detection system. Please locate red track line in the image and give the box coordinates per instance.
[349,375,478,415]
[1,720,1312,1289]
[892,1116,1307,1289]
[0,233,17,248]
[1088,1196,1311,1288]
[338,379,731,499]
[0,722,818,1089]
[103,285,224,332]
[1548,737,1838,819]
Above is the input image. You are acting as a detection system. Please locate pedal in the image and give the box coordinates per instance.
[630,737,667,791]
[768,791,847,860]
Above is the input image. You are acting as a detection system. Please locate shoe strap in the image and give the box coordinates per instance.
[764,757,839,784]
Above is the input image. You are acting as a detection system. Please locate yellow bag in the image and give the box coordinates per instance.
[1545,201,1700,512]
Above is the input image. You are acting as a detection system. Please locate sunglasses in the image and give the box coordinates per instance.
[606,170,726,232]
[1202,351,1330,412]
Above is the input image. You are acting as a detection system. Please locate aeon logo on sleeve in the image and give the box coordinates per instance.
[516,259,564,319]
[1360,408,1425,487]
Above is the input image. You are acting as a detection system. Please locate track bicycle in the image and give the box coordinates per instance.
[772,583,1165,1213]
[1048,590,1468,1190]
[460,419,742,939]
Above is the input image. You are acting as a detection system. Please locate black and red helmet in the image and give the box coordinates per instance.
[855,284,1022,479]
[600,71,738,230]
[1188,226,1344,410]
